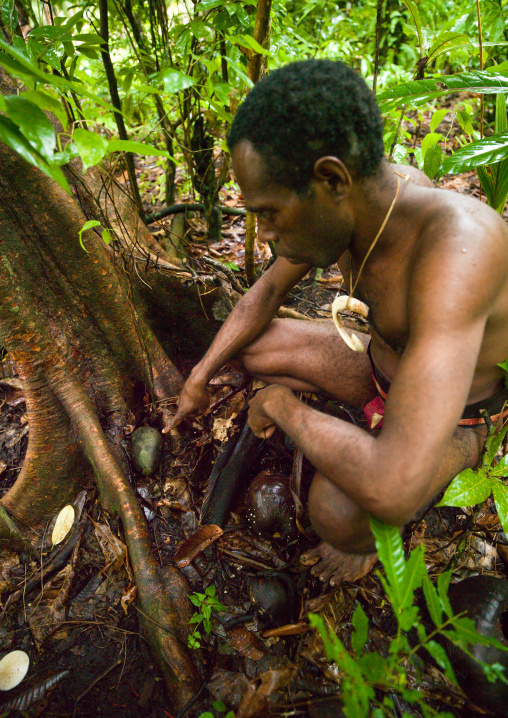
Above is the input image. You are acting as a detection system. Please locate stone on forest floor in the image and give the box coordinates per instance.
[131,426,163,475]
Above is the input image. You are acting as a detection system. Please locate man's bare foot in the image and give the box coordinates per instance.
[300,542,378,586]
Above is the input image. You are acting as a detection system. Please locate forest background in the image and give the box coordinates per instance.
[1,0,508,717]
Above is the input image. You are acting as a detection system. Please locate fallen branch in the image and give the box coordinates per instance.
[146,203,246,224]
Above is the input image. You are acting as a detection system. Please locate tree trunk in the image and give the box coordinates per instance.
[0,70,227,712]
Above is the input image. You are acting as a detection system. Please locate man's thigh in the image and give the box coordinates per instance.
[238,318,377,407]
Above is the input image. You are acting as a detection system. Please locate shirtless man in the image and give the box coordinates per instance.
[170,59,508,585]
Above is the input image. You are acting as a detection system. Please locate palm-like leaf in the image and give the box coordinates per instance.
[378,70,508,112]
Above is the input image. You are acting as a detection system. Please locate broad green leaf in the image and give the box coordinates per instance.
[64,9,85,28]
[22,89,67,126]
[351,604,369,656]
[483,421,508,465]
[443,616,508,652]
[224,56,252,87]
[0,39,117,112]
[357,652,386,683]
[73,33,106,45]
[427,32,471,63]
[400,544,426,609]
[4,95,55,161]
[442,132,508,175]
[101,228,112,245]
[424,143,442,180]
[73,129,108,171]
[378,71,508,113]
[437,571,453,618]
[402,0,423,53]
[77,220,101,253]
[189,20,215,43]
[1,0,15,34]
[422,574,442,626]
[29,26,72,42]
[398,604,421,632]
[0,115,70,193]
[496,94,508,135]
[430,108,449,133]
[421,131,441,158]
[158,68,196,94]
[227,34,270,55]
[456,108,475,135]
[490,451,508,477]
[107,139,171,158]
[424,640,456,682]
[485,62,508,76]
[492,479,508,534]
[370,517,405,609]
[195,0,230,10]
[438,467,491,507]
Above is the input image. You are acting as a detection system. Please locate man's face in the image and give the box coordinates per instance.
[231,141,352,268]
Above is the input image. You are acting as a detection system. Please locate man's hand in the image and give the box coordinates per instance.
[248,385,292,439]
[168,376,210,430]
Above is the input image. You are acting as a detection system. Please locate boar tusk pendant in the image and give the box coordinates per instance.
[331,295,369,353]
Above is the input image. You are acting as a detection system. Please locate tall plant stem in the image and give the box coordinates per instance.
[477,0,484,140]
[372,0,383,93]
[99,0,143,215]
[244,0,273,285]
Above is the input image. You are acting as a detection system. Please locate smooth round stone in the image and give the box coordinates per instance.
[131,427,163,475]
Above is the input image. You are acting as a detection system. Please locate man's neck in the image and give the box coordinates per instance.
[348,161,405,260]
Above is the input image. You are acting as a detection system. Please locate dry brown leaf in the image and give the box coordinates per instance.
[94,522,126,573]
[206,668,250,709]
[173,524,223,568]
[261,622,311,638]
[29,564,74,647]
[52,505,75,546]
[236,666,296,718]
[120,583,137,614]
[226,625,265,661]
[212,416,234,442]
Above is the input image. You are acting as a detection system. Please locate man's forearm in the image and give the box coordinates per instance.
[190,259,310,385]
[260,387,427,525]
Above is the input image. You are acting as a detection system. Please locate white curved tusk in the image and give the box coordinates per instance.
[331,294,368,353]
[331,295,369,318]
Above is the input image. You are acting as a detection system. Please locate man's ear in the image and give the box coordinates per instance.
[313,156,352,200]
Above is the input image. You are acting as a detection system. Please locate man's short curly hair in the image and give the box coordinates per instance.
[227,59,384,192]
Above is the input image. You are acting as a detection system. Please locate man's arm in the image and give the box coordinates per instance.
[170,257,311,427]
[249,225,506,525]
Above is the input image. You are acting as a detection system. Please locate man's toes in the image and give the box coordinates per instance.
[300,548,321,567]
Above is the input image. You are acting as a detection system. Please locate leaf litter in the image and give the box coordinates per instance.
[0,158,507,717]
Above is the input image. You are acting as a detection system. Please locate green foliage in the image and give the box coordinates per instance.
[77,220,113,253]
[198,701,235,718]
[438,419,508,533]
[378,70,508,112]
[309,517,508,717]
[187,585,226,649]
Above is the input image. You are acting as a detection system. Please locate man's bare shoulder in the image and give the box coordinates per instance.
[409,185,508,309]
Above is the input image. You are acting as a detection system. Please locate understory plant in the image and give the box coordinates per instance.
[438,411,508,531]
[310,516,508,718]
[188,585,227,649]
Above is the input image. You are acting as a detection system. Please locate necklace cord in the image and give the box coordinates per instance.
[347,176,401,307]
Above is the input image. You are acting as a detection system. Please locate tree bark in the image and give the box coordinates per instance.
[244,0,273,285]
[0,67,230,710]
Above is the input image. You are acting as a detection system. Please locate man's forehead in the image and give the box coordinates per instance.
[231,141,282,203]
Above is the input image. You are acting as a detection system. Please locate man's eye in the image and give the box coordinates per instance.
[259,211,273,221]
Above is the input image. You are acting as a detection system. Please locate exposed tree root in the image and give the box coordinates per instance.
[0,134,212,708]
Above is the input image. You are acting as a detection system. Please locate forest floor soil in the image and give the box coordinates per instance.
[0,151,507,717]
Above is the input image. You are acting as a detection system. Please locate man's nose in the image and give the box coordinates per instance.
[257,221,277,244]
